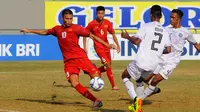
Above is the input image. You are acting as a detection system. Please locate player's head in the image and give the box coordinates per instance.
[170,9,183,27]
[150,5,162,21]
[62,9,73,27]
[96,6,105,21]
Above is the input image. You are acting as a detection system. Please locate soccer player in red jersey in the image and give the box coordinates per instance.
[83,6,120,90]
[21,9,117,107]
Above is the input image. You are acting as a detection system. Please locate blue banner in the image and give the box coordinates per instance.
[0,35,63,61]
[0,34,200,61]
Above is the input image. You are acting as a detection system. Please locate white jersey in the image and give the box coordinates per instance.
[161,27,197,64]
[135,21,171,71]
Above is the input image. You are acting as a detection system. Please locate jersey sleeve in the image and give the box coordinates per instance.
[186,31,197,44]
[164,32,171,47]
[76,25,90,37]
[47,26,57,36]
[108,21,115,34]
[135,24,146,40]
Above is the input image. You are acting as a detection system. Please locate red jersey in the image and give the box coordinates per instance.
[86,19,115,52]
[47,24,89,62]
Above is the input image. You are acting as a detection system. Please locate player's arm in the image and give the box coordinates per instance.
[121,24,146,45]
[186,32,200,52]
[163,32,171,54]
[111,34,120,53]
[90,33,116,49]
[83,38,88,54]
[193,43,200,52]
[163,46,171,54]
[108,21,120,53]
[20,28,48,35]
[121,30,141,45]
[77,25,116,49]
[82,23,92,54]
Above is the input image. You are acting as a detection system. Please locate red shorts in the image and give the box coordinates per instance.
[96,51,111,65]
[64,58,99,80]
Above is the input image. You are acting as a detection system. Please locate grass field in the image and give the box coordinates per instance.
[0,60,200,112]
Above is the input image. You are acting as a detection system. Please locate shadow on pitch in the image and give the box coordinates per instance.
[16,98,87,106]
[52,83,90,89]
[95,108,126,112]
[53,84,90,89]
[53,84,72,88]
[119,98,154,105]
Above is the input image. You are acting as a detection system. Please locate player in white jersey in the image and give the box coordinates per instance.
[121,5,171,112]
[135,9,200,100]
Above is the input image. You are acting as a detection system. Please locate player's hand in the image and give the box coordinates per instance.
[121,30,130,39]
[20,28,30,33]
[108,44,117,49]
[116,45,120,53]
[84,48,88,55]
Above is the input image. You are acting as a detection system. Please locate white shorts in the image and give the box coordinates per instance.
[127,60,152,80]
[153,62,178,80]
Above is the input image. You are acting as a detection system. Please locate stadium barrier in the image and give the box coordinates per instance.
[0,34,199,61]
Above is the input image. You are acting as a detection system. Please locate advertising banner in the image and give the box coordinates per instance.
[45,1,200,30]
[0,34,199,61]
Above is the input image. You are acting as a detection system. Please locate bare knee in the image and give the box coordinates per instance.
[122,69,131,79]
[150,74,164,86]
[69,75,79,87]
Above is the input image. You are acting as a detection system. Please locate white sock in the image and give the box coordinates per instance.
[123,78,137,100]
[148,78,153,85]
[139,85,156,100]
[136,82,144,96]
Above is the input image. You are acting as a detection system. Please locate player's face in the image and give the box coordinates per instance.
[170,13,180,27]
[62,14,73,27]
[96,11,105,21]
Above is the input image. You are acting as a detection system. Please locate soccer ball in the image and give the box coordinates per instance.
[90,77,104,91]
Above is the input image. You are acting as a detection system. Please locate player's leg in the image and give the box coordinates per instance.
[122,69,137,101]
[122,61,142,112]
[65,61,102,108]
[139,73,164,100]
[143,73,155,84]
[69,74,102,107]
[98,66,106,73]
[79,58,103,107]
[135,77,145,96]
[80,57,102,78]
[136,64,162,97]
[103,51,119,90]
[139,64,175,100]
[135,73,157,96]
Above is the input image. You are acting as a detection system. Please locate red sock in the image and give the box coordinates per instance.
[106,67,115,87]
[75,83,98,101]
[98,66,106,73]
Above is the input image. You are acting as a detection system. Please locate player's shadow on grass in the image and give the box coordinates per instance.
[119,98,153,105]
[53,84,72,88]
[16,98,89,107]
[53,84,90,89]
[96,108,126,112]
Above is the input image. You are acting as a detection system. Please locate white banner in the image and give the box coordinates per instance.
[79,34,200,60]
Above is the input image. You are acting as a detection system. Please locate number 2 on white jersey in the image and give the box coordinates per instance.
[151,32,163,51]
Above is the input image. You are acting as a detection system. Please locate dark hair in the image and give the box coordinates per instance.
[96,6,105,12]
[172,9,184,19]
[150,5,162,18]
[62,9,73,17]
